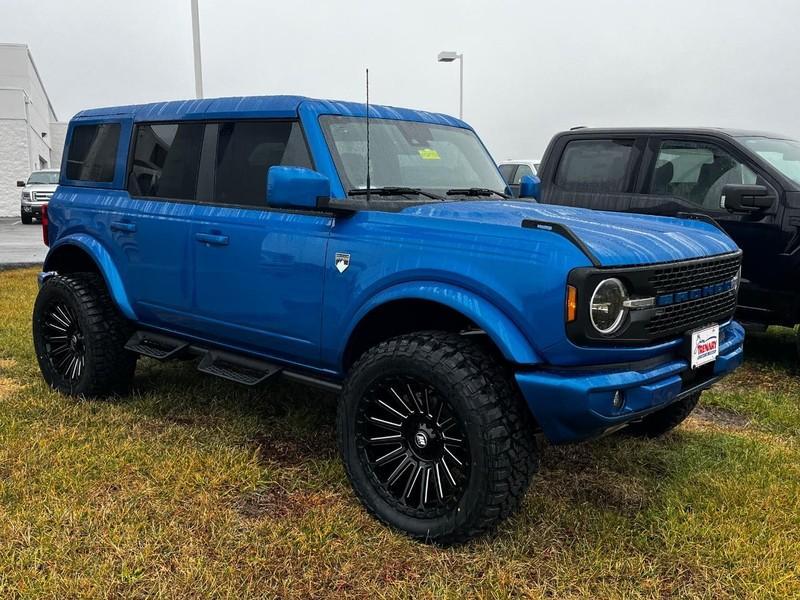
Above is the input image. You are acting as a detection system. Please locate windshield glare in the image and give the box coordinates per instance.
[740,137,800,187]
[27,171,59,185]
[320,116,507,196]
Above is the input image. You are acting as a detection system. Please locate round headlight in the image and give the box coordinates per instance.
[590,278,628,335]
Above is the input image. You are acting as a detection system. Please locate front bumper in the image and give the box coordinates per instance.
[21,202,46,218]
[516,321,744,444]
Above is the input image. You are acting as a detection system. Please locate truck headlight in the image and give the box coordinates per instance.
[21,191,31,201]
[589,278,627,335]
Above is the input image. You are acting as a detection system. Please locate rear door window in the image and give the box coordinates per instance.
[128,123,205,200]
[648,140,757,209]
[65,123,121,182]
[554,139,635,193]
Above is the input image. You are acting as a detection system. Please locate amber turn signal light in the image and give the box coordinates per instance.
[566,285,577,322]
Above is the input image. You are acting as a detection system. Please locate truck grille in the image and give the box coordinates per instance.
[647,254,741,295]
[33,191,53,202]
[647,289,738,336]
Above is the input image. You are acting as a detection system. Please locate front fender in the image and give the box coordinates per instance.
[43,234,137,321]
[338,281,542,368]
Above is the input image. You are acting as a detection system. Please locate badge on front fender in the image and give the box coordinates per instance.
[335,252,350,273]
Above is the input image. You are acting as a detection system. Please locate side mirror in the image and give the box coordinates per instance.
[16,180,25,187]
[721,184,774,213]
[267,166,331,210]
[519,175,541,200]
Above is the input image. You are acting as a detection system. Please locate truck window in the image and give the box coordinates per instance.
[128,123,204,200]
[213,121,312,207]
[648,140,757,209]
[554,139,634,193]
[512,164,535,184]
[498,164,516,182]
[65,123,120,182]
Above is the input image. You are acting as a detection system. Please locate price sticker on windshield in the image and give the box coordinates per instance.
[418,148,441,160]
[691,324,719,369]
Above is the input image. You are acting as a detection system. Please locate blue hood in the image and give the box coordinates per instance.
[403,201,739,267]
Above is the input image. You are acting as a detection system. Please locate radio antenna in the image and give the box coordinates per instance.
[365,68,371,202]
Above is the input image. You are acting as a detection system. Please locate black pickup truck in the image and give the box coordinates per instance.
[526,127,800,336]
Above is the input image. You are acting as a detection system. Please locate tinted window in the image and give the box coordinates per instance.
[649,140,757,209]
[512,164,535,184]
[214,121,312,207]
[498,164,516,183]
[128,123,204,200]
[555,139,635,193]
[65,123,120,182]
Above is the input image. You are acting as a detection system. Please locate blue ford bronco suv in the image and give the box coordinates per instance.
[34,96,744,544]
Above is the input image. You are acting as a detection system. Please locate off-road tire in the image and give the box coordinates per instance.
[337,331,538,545]
[21,212,33,224]
[624,392,701,438]
[33,272,136,397]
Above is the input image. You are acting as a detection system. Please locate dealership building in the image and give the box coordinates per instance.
[0,43,66,217]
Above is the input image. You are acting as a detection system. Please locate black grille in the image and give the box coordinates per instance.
[647,254,741,295]
[647,290,738,335]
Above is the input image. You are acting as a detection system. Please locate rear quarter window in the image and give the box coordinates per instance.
[65,123,121,182]
[555,139,635,193]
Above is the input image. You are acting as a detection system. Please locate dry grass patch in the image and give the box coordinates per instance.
[1,267,799,598]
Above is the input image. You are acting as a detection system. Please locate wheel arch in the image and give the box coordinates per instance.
[43,235,137,320]
[340,282,542,371]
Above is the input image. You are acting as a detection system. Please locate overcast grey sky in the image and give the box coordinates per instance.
[2,0,799,159]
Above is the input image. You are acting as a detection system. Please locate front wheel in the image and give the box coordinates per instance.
[33,273,137,397]
[21,211,33,224]
[624,392,700,438]
[337,331,538,544]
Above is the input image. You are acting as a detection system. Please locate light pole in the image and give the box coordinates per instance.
[437,51,463,119]
[191,0,204,99]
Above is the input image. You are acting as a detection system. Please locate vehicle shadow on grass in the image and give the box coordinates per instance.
[742,326,799,373]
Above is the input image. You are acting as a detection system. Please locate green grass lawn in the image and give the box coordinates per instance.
[1,267,799,598]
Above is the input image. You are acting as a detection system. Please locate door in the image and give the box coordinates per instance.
[191,120,332,367]
[636,137,785,308]
[539,137,645,210]
[122,121,206,330]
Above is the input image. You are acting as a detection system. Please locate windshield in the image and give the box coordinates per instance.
[739,137,800,187]
[27,171,59,185]
[319,116,507,196]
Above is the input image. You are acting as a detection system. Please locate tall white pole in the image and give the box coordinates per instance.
[458,54,463,120]
[191,0,204,99]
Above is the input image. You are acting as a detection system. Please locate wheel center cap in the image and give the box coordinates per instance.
[414,431,429,449]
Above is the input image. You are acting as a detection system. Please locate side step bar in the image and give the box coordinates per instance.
[197,349,281,387]
[125,331,189,360]
[125,330,341,393]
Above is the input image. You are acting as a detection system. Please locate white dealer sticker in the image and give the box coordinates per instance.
[691,324,719,369]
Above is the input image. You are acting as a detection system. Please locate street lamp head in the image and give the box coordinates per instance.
[437,51,460,62]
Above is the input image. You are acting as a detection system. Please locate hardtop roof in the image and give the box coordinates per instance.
[557,126,794,140]
[73,95,470,129]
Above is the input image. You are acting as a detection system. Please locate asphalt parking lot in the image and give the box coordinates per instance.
[0,217,47,268]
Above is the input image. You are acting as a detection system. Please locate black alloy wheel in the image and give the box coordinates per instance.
[356,375,470,517]
[40,301,86,382]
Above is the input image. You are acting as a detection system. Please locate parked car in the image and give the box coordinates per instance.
[498,159,540,196]
[33,98,744,544]
[17,168,59,224]
[534,128,800,335]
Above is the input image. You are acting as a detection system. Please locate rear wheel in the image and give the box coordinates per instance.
[625,392,700,438]
[33,273,136,397]
[337,331,538,544]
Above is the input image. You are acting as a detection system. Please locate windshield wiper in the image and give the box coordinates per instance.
[446,187,509,199]
[349,187,443,200]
